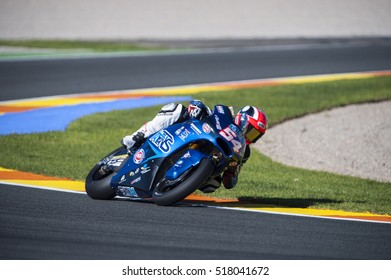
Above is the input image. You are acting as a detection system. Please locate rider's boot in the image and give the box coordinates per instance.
[200,175,222,193]
[222,166,240,189]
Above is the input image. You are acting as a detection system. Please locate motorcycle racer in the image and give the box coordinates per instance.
[121,100,267,193]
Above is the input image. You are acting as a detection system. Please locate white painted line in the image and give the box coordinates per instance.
[184,203,391,225]
[0,181,86,195]
[2,70,389,105]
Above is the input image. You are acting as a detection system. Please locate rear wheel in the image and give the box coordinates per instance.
[152,158,214,206]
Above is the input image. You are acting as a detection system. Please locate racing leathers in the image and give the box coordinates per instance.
[122,103,189,150]
[121,102,249,192]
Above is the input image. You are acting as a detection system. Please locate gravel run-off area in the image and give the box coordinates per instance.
[254,101,391,183]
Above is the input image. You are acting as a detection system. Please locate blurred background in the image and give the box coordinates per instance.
[1,0,390,45]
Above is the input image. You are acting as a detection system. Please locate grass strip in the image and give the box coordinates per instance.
[0,39,166,52]
[1,76,390,214]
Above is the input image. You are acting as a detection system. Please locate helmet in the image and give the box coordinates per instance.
[188,99,211,120]
[235,106,268,143]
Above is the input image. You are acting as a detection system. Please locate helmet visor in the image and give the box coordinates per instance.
[246,123,264,143]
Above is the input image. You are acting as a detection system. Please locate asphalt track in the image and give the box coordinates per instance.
[1,42,391,101]
[1,185,390,260]
[1,42,391,259]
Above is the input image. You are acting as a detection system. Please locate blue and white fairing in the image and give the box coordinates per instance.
[109,105,246,199]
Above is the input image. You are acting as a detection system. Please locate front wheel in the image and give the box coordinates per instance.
[152,158,214,206]
[85,147,125,200]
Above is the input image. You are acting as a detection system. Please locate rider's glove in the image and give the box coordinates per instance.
[132,132,145,146]
[121,135,135,149]
[121,132,145,150]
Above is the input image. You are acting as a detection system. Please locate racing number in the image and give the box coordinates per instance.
[219,126,242,153]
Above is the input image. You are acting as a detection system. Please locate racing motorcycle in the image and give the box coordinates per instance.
[85,105,246,206]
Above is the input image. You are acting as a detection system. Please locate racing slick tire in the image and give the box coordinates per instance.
[152,158,214,206]
[85,147,125,200]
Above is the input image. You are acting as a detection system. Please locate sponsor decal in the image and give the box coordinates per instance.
[107,154,127,167]
[114,154,128,159]
[175,126,185,135]
[131,176,141,185]
[129,167,141,177]
[118,186,138,197]
[174,159,184,167]
[175,151,191,167]
[179,129,191,141]
[128,187,138,197]
[217,105,225,114]
[133,149,145,164]
[141,164,151,174]
[202,123,212,134]
[150,130,175,153]
[190,123,202,135]
[214,115,222,130]
[119,175,126,183]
